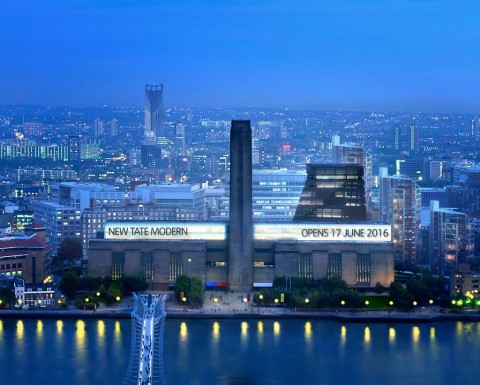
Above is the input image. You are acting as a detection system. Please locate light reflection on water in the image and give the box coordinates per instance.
[389,327,396,344]
[36,320,43,337]
[2,319,480,385]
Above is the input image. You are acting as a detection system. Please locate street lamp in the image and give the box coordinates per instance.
[389,300,394,306]
[243,297,248,311]
[188,258,192,276]
[274,298,279,304]
[429,299,434,305]
[116,296,121,307]
[413,301,417,306]
[364,300,369,306]
[96,292,101,297]
[340,300,346,306]
[258,294,263,313]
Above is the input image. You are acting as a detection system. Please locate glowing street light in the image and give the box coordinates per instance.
[429,299,434,305]
[182,297,187,303]
[364,300,369,306]
[340,300,346,306]
[96,292,101,297]
[413,301,417,306]
[274,298,279,304]
[389,301,394,306]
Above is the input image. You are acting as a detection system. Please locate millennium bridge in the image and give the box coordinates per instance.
[123,293,167,385]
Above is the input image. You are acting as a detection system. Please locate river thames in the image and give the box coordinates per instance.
[1,318,479,385]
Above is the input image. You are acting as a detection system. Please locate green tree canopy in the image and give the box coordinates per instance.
[57,237,83,268]
[59,271,78,299]
[0,287,16,306]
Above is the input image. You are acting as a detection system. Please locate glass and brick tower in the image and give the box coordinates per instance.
[144,84,164,143]
[332,135,373,219]
[429,200,473,275]
[378,167,421,266]
[294,164,367,222]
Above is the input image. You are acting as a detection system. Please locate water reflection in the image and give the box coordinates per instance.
[363,326,371,346]
[273,322,280,337]
[304,322,312,342]
[180,322,188,340]
[412,326,420,345]
[17,320,24,339]
[37,320,43,338]
[389,327,396,344]
[56,320,63,335]
[0,320,3,336]
[76,320,86,346]
[429,326,435,342]
[98,320,105,338]
[212,321,220,340]
[257,321,264,335]
[340,325,347,347]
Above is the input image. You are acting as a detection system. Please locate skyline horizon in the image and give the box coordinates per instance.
[2,101,480,116]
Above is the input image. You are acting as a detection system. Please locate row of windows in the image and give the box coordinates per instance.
[0,262,23,270]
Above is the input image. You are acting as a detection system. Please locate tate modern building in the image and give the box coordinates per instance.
[88,121,394,291]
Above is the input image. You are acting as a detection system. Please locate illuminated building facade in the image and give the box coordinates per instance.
[144,84,164,140]
[332,135,373,219]
[379,167,421,266]
[294,164,367,222]
[88,120,393,291]
[429,201,473,275]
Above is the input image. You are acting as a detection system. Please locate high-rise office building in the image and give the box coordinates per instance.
[110,118,118,137]
[294,164,367,222]
[68,135,81,163]
[471,118,480,137]
[393,125,401,151]
[144,84,164,141]
[429,200,473,275]
[395,158,424,181]
[94,119,104,138]
[379,167,421,266]
[407,124,419,152]
[174,122,186,156]
[332,135,373,220]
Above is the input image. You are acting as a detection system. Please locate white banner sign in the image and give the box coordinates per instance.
[254,223,392,242]
[105,222,227,241]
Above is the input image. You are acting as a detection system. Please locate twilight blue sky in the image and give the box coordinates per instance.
[1,0,480,112]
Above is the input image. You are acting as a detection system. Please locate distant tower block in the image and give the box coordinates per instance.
[145,84,164,140]
[228,120,253,292]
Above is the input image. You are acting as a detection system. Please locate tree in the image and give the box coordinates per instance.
[389,282,413,310]
[174,275,191,300]
[0,287,16,307]
[122,275,148,293]
[406,278,432,305]
[59,271,78,299]
[57,238,83,268]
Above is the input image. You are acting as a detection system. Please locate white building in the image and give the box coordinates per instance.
[52,182,125,213]
[216,169,307,222]
[130,183,206,220]
[33,201,81,255]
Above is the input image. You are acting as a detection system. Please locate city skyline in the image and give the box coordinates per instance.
[2,0,480,113]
